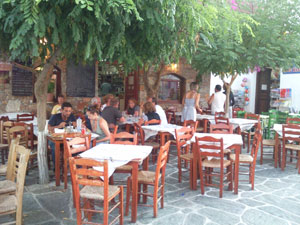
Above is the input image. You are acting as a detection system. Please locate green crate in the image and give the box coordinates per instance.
[237,111,246,118]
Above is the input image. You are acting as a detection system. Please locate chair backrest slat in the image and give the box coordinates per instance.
[195,136,224,159]
[215,116,229,125]
[17,113,34,122]
[155,141,171,184]
[283,124,300,142]
[183,120,198,132]
[110,132,137,145]
[210,124,233,134]
[64,134,91,159]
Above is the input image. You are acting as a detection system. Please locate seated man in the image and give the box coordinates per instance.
[48,102,76,168]
[51,94,65,115]
[101,98,125,131]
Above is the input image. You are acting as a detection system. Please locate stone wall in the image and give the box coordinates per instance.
[138,58,210,111]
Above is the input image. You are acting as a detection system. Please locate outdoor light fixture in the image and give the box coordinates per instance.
[171,63,178,71]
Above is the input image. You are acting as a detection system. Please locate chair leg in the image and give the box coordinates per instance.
[260,142,263,165]
[119,186,124,225]
[199,163,204,195]
[160,183,165,209]
[189,161,193,189]
[142,184,148,204]
[290,150,293,163]
[247,134,250,153]
[125,178,131,216]
[228,164,233,191]
[281,148,286,171]
[219,168,223,198]
[178,158,182,183]
[251,163,256,190]
[64,158,68,189]
[153,188,158,218]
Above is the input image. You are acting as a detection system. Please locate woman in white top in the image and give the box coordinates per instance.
[208,84,226,115]
[181,82,202,122]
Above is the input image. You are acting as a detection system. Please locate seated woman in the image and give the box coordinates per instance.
[86,105,110,144]
[143,102,160,124]
[127,98,140,117]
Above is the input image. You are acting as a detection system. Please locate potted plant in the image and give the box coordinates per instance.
[47,80,55,102]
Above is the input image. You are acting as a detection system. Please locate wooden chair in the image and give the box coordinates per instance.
[69,157,123,225]
[0,145,30,225]
[286,117,300,124]
[0,137,20,177]
[1,121,14,144]
[134,123,160,164]
[195,136,233,198]
[16,113,34,122]
[0,116,9,122]
[175,127,194,188]
[63,134,91,190]
[183,120,199,133]
[232,107,244,118]
[260,137,276,165]
[242,113,260,153]
[215,116,229,125]
[281,124,300,174]
[165,110,176,124]
[0,121,9,164]
[125,141,171,218]
[7,125,37,170]
[14,122,37,150]
[229,130,262,190]
[110,132,138,184]
[210,124,233,134]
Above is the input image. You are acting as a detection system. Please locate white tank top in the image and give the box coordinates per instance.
[211,92,226,115]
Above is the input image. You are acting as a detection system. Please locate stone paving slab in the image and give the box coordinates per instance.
[1,146,300,225]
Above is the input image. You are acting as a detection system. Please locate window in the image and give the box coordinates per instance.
[158,74,184,103]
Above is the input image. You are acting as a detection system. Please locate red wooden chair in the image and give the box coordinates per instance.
[125,141,171,218]
[281,124,300,174]
[110,132,138,184]
[230,130,262,190]
[183,120,199,133]
[64,133,91,190]
[210,123,233,134]
[165,110,176,124]
[215,116,229,125]
[195,136,233,198]
[175,127,194,188]
[242,113,260,153]
[69,157,123,225]
[134,123,160,164]
[16,113,34,122]
[215,112,225,117]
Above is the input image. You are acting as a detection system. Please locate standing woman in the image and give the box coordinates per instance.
[181,82,202,122]
[86,105,110,144]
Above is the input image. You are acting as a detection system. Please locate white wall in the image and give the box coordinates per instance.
[210,72,257,113]
[280,72,300,112]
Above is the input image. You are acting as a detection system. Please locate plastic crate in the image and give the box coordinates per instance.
[237,111,246,118]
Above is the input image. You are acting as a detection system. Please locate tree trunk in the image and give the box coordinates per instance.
[35,49,61,184]
[142,63,165,98]
[223,73,238,118]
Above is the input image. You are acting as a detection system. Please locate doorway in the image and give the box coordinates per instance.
[255,68,271,114]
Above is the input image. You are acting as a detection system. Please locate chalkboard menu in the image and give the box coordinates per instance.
[66,61,95,97]
[12,65,33,96]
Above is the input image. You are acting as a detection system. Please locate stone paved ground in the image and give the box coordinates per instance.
[1,146,300,225]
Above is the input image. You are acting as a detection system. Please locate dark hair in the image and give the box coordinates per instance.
[128,98,137,105]
[152,97,158,105]
[143,102,156,114]
[110,98,119,106]
[57,94,64,98]
[103,94,114,103]
[86,105,100,115]
[215,85,222,92]
[190,82,199,91]
[61,102,72,109]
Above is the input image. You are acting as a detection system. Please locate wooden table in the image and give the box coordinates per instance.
[191,133,243,194]
[79,144,153,223]
[142,124,183,146]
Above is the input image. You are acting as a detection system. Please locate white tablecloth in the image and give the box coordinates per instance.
[273,123,300,138]
[209,118,257,132]
[191,133,243,160]
[80,144,153,177]
[0,112,31,120]
[142,124,183,140]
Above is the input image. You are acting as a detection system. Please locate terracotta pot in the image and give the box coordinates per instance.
[47,93,54,102]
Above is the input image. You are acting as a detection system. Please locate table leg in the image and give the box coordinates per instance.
[131,161,139,223]
[55,141,60,186]
[125,124,130,133]
[160,132,166,146]
[275,132,279,168]
[204,120,208,133]
[234,145,241,194]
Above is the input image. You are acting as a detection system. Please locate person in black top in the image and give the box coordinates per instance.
[223,82,235,118]
[101,98,125,130]
[143,102,160,124]
[48,102,76,168]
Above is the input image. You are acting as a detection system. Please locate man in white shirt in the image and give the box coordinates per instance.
[149,97,168,125]
[208,85,226,115]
